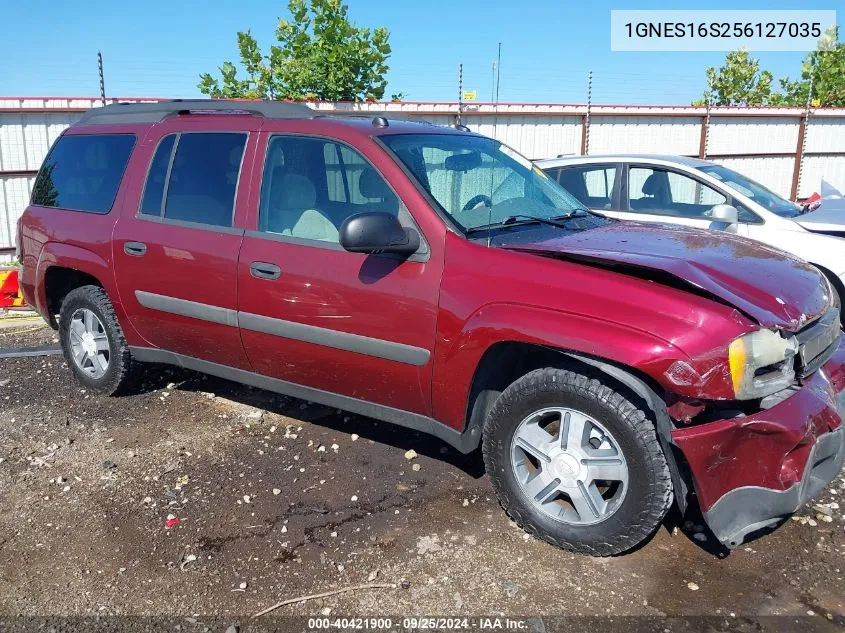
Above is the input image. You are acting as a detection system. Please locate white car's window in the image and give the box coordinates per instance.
[697,164,801,218]
[551,165,617,210]
[628,167,727,219]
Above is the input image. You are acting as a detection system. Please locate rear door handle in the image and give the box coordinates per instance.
[250,261,281,280]
[124,241,147,256]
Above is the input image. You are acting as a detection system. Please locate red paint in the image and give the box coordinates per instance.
[674,339,845,511]
[17,109,845,532]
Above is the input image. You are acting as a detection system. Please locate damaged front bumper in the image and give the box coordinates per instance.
[672,339,845,548]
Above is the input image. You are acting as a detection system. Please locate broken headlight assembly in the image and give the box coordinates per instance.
[728,329,798,400]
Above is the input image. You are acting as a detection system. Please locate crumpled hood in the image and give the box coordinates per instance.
[502,222,830,331]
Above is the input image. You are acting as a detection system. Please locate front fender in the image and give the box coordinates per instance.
[431,302,711,430]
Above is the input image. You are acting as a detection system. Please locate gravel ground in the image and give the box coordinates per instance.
[1,324,844,631]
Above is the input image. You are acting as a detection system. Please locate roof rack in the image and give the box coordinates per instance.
[317,112,435,126]
[75,99,316,125]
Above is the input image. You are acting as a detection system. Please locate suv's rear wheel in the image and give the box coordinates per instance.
[482,367,673,556]
[58,285,133,394]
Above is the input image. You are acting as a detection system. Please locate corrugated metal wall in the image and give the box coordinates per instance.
[1,98,844,256]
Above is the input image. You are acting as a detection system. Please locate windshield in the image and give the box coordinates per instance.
[380,133,585,231]
[697,163,801,218]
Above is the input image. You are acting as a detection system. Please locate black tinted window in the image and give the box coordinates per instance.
[163,133,246,227]
[140,135,176,216]
[31,134,135,213]
[259,136,399,243]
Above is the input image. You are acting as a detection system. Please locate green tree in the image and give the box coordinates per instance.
[199,0,392,101]
[693,49,774,106]
[775,26,845,107]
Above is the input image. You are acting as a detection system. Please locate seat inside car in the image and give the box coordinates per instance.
[631,172,668,211]
[358,166,399,214]
[266,171,339,242]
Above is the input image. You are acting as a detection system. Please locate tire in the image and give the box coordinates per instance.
[58,285,133,395]
[482,367,673,556]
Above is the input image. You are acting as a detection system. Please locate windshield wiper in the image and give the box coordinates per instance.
[561,208,614,220]
[465,212,595,234]
[466,215,568,234]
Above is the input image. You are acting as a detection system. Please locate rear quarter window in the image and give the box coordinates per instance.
[31,133,136,213]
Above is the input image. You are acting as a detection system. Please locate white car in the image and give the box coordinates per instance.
[537,154,845,308]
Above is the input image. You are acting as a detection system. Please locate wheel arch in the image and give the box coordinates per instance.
[811,262,844,311]
[463,340,691,513]
[36,243,116,329]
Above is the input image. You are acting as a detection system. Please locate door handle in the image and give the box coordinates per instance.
[124,241,147,256]
[250,261,281,280]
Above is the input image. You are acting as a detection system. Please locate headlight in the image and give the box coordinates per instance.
[728,329,798,400]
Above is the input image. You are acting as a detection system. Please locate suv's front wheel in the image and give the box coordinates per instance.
[58,285,133,395]
[482,367,673,556]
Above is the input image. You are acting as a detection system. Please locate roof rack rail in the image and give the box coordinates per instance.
[75,99,316,125]
[316,112,435,126]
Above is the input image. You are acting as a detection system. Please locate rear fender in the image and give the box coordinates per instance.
[35,243,131,334]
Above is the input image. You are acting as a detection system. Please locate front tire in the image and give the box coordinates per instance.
[58,285,133,395]
[482,367,673,556]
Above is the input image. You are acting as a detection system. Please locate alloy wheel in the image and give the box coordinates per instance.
[510,407,629,525]
[68,308,110,379]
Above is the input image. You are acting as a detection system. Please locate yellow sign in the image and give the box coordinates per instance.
[462,90,477,101]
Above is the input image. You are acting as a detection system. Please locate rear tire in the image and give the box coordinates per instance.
[58,285,133,395]
[482,367,673,556]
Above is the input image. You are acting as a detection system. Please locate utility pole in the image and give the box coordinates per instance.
[703,73,714,159]
[795,71,815,200]
[457,63,463,125]
[495,42,502,104]
[97,51,106,106]
[583,70,593,155]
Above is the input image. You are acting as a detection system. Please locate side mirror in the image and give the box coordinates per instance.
[708,204,739,233]
[339,212,420,256]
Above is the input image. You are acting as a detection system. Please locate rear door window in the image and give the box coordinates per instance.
[31,134,136,213]
[164,133,246,227]
[138,132,247,227]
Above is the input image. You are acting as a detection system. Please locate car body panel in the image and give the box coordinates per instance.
[110,116,262,369]
[235,124,447,415]
[503,221,829,330]
[432,230,759,428]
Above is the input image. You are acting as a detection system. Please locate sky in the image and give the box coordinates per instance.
[0,0,838,105]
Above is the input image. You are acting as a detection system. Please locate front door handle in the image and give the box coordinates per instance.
[250,261,281,280]
[124,241,147,256]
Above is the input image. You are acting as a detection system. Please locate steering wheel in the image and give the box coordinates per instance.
[462,194,493,212]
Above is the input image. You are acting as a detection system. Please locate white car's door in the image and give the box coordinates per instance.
[612,164,731,230]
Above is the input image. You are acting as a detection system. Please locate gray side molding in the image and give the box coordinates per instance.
[238,312,430,366]
[133,291,430,366]
[135,291,239,327]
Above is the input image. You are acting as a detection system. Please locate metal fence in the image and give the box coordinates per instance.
[2,97,845,254]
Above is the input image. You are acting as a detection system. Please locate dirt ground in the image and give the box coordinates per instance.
[1,324,844,631]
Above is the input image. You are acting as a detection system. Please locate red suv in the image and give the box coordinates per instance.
[17,100,845,555]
